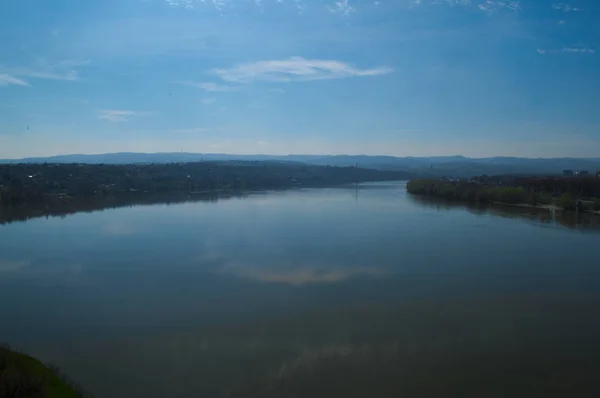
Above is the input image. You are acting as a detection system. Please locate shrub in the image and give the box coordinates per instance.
[559,193,576,210]
[527,192,552,206]
[537,193,553,205]
[488,187,527,204]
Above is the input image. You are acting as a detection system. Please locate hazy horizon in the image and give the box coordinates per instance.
[2,150,600,161]
[2,0,600,158]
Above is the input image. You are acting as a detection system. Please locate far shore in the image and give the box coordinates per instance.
[406,178,600,216]
[493,201,600,215]
[415,196,600,216]
[496,202,559,211]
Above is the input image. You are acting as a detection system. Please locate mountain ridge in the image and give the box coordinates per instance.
[2,153,599,178]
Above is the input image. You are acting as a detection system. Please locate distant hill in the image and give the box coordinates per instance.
[2,153,600,178]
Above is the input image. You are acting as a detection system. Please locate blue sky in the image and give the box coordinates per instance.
[1,0,599,158]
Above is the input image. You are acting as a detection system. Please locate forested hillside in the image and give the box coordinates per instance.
[0,161,411,205]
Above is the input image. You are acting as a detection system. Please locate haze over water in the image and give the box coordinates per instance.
[1,182,600,397]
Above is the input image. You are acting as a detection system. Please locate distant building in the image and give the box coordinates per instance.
[563,169,574,177]
[579,170,589,176]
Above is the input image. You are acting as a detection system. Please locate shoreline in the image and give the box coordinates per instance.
[406,178,600,216]
[0,180,400,225]
[490,201,600,216]
[408,193,600,216]
[493,202,560,212]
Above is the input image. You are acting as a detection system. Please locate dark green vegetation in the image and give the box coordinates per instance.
[407,176,600,211]
[0,162,409,223]
[0,161,409,204]
[0,345,88,398]
[407,179,532,205]
[0,191,237,225]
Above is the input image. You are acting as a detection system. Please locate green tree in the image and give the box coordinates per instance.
[559,193,575,210]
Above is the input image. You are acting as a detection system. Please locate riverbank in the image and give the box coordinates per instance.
[406,178,600,214]
[0,191,245,225]
[495,202,560,211]
[0,161,413,207]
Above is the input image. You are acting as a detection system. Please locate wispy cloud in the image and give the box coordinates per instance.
[166,0,196,9]
[213,57,392,83]
[201,98,216,105]
[561,47,595,53]
[174,81,237,92]
[168,127,214,134]
[537,47,595,54]
[165,0,230,10]
[552,3,581,12]
[429,0,520,14]
[23,70,81,81]
[98,110,151,122]
[328,0,356,15]
[478,0,520,14]
[439,0,472,6]
[0,74,30,87]
[1,59,89,86]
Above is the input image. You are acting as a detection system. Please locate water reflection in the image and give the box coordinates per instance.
[0,191,249,225]
[2,182,600,397]
[0,259,29,273]
[30,295,600,398]
[217,261,388,285]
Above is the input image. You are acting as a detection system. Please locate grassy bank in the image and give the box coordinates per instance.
[0,345,88,398]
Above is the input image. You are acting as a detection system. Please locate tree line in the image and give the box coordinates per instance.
[0,161,411,206]
[407,177,600,211]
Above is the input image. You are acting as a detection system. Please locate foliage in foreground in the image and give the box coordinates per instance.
[0,345,89,398]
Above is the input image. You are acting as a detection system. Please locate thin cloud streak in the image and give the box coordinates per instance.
[537,47,595,54]
[560,47,595,54]
[552,3,581,12]
[0,74,30,87]
[98,110,151,122]
[213,57,392,83]
[174,81,238,92]
[166,0,196,9]
[1,60,89,83]
[168,127,215,134]
[428,0,520,14]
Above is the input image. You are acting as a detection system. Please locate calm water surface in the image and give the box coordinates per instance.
[1,181,600,397]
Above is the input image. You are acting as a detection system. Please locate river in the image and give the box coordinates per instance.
[1,181,599,397]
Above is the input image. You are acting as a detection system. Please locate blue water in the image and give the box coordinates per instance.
[1,181,599,397]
